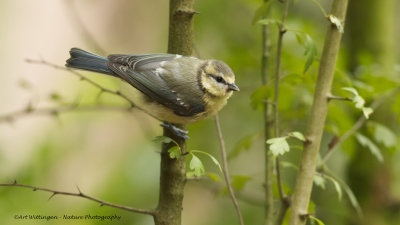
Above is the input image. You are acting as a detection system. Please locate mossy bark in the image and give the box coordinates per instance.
[153,0,195,225]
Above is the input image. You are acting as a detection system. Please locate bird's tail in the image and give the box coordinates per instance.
[66,48,115,75]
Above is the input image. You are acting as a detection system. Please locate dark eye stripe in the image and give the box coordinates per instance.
[207,73,226,84]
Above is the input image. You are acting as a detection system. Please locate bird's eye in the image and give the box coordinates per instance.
[216,76,224,83]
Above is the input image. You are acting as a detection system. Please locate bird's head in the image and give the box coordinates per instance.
[199,60,239,97]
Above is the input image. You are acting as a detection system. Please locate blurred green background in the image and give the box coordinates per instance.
[0,0,399,225]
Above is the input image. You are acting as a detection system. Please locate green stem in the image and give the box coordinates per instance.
[288,0,349,224]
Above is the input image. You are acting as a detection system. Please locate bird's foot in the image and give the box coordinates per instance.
[160,123,189,140]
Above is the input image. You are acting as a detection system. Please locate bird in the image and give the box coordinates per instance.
[65,48,239,138]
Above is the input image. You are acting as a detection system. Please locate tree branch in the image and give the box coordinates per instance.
[320,85,400,165]
[153,0,195,224]
[273,1,291,224]
[215,113,245,225]
[289,0,349,224]
[25,59,137,109]
[0,181,154,216]
[260,0,274,224]
[0,104,133,123]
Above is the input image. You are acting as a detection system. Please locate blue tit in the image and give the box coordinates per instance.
[66,48,239,137]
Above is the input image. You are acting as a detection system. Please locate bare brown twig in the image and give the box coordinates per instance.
[215,113,245,225]
[0,181,155,215]
[25,59,138,109]
[0,105,133,123]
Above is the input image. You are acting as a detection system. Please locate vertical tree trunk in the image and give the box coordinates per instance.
[260,1,274,225]
[288,0,348,224]
[154,0,195,225]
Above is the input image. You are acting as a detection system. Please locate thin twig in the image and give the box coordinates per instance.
[0,104,133,123]
[215,113,244,225]
[25,59,137,109]
[273,1,291,222]
[0,181,155,215]
[261,0,275,222]
[320,85,400,165]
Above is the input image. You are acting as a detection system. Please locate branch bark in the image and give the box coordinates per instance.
[288,0,349,224]
[215,113,244,225]
[260,1,274,225]
[153,0,195,225]
[0,181,154,215]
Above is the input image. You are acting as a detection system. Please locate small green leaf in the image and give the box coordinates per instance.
[330,178,342,201]
[289,131,306,142]
[252,2,271,25]
[373,123,396,148]
[168,146,181,159]
[191,150,222,173]
[231,175,252,191]
[207,172,222,182]
[189,154,205,177]
[355,133,383,162]
[281,161,299,171]
[267,137,290,156]
[152,136,173,144]
[362,107,373,119]
[49,92,62,101]
[309,215,325,225]
[353,95,365,109]
[313,175,326,189]
[296,33,318,73]
[342,87,359,96]
[328,14,344,33]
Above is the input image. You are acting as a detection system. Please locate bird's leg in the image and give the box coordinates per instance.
[161,122,189,140]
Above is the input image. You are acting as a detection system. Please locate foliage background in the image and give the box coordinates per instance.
[0,0,399,225]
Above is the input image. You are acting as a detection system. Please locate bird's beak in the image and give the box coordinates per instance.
[228,83,240,91]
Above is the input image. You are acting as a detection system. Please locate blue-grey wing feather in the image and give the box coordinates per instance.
[107,54,205,116]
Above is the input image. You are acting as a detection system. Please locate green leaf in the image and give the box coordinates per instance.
[207,172,222,182]
[342,87,359,96]
[355,133,383,162]
[313,175,326,189]
[191,150,222,173]
[289,131,306,142]
[373,123,396,148]
[281,161,299,171]
[228,132,262,159]
[324,175,343,201]
[252,2,271,25]
[267,137,290,156]
[309,215,325,225]
[362,107,373,119]
[189,154,205,177]
[328,14,344,33]
[168,146,181,159]
[353,95,365,109]
[152,136,173,144]
[49,92,62,102]
[296,33,318,73]
[231,175,252,191]
[250,84,270,110]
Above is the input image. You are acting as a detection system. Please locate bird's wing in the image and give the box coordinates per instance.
[107,54,205,117]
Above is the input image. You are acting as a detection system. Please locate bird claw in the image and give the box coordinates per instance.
[160,123,190,139]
